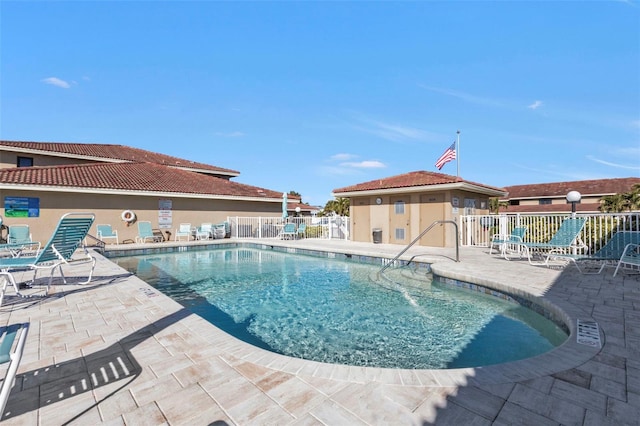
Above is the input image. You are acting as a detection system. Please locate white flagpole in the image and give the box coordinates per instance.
[456,130,460,178]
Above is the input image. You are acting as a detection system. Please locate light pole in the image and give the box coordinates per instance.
[566,191,581,217]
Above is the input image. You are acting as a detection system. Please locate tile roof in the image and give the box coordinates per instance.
[0,162,281,199]
[498,203,602,214]
[0,140,239,177]
[503,177,640,199]
[333,171,506,195]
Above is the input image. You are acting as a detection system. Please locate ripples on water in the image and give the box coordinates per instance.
[115,247,568,369]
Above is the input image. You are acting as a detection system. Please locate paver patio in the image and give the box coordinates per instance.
[0,239,638,425]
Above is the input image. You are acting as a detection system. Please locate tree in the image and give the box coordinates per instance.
[489,197,508,214]
[322,197,350,216]
[600,184,640,212]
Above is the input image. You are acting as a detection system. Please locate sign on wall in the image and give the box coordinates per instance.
[158,199,172,229]
[4,196,40,217]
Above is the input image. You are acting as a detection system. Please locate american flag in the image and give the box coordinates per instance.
[435,142,456,170]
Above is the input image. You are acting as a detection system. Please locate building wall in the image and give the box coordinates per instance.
[0,152,96,169]
[0,189,281,244]
[348,190,490,247]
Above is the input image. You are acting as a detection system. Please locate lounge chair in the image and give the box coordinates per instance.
[0,212,96,305]
[97,224,119,244]
[195,223,213,240]
[297,223,307,239]
[136,221,163,243]
[613,242,640,277]
[174,223,192,241]
[0,322,29,417]
[489,226,527,259]
[280,223,297,240]
[212,223,226,239]
[553,231,640,274]
[514,217,587,266]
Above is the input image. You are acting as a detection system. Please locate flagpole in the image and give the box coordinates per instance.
[456,130,460,178]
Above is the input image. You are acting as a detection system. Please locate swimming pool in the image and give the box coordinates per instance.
[114,246,568,369]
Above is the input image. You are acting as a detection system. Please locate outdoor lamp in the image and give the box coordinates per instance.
[295,207,301,216]
[566,190,581,215]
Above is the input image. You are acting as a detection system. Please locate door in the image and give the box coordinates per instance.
[389,196,409,245]
[420,194,445,247]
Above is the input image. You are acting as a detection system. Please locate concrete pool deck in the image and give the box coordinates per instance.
[0,238,639,425]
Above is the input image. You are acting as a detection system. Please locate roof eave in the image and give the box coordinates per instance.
[0,183,281,202]
[333,182,506,198]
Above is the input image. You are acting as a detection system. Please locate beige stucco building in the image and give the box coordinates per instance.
[0,141,287,244]
[333,171,507,248]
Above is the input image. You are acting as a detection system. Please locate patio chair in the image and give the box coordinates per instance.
[489,226,527,259]
[555,231,640,274]
[613,242,640,277]
[280,223,297,240]
[0,212,96,306]
[97,224,119,244]
[174,223,192,241]
[136,221,163,243]
[7,225,31,245]
[514,217,587,266]
[195,223,213,240]
[297,223,307,239]
[212,223,226,239]
[0,322,29,417]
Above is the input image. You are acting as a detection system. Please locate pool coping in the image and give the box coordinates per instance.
[103,240,603,387]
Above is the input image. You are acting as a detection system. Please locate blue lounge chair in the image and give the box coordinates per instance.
[0,212,96,305]
[0,322,29,417]
[515,217,587,266]
[613,242,640,277]
[280,223,297,240]
[97,224,119,244]
[554,231,640,274]
[489,226,527,259]
[136,221,163,243]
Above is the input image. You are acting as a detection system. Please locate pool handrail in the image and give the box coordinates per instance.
[379,220,459,276]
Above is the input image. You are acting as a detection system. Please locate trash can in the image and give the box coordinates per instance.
[372,228,382,244]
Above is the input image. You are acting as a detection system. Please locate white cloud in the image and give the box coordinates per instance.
[340,160,386,169]
[418,84,505,108]
[528,100,543,110]
[41,77,71,89]
[586,155,640,170]
[331,153,357,161]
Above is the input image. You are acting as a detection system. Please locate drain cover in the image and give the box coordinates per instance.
[577,319,601,348]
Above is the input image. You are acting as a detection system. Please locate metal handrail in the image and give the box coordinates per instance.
[379,220,459,275]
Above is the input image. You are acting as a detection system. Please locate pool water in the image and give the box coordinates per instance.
[115,247,568,369]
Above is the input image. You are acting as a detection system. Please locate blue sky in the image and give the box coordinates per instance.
[1,1,639,207]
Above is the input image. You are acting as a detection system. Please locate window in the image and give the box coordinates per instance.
[17,156,33,167]
[509,200,520,206]
[464,198,477,215]
[394,201,405,215]
[539,199,552,205]
[395,228,405,240]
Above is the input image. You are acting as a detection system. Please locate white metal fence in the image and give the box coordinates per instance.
[227,216,351,240]
[460,212,640,254]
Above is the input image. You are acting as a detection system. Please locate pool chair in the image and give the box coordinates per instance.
[553,231,640,274]
[195,223,213,240]
[7,225,31,245]
[297,223,307,239]
[136,221,163,243]
[212,223,226,239]
[97,224,119,244]
[514,217,587,266]
[174,223,192,241]
[489,226,527,259]
[280,223,297,240]
[613,242,640,277]
[0,212,96,306]
[0,322,29,418]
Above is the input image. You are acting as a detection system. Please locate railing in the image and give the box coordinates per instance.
[380,220,459,275]
[227,216,350,240]
[460,212,640,254]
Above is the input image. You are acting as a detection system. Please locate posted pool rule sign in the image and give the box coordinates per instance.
[158,199,172,229]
